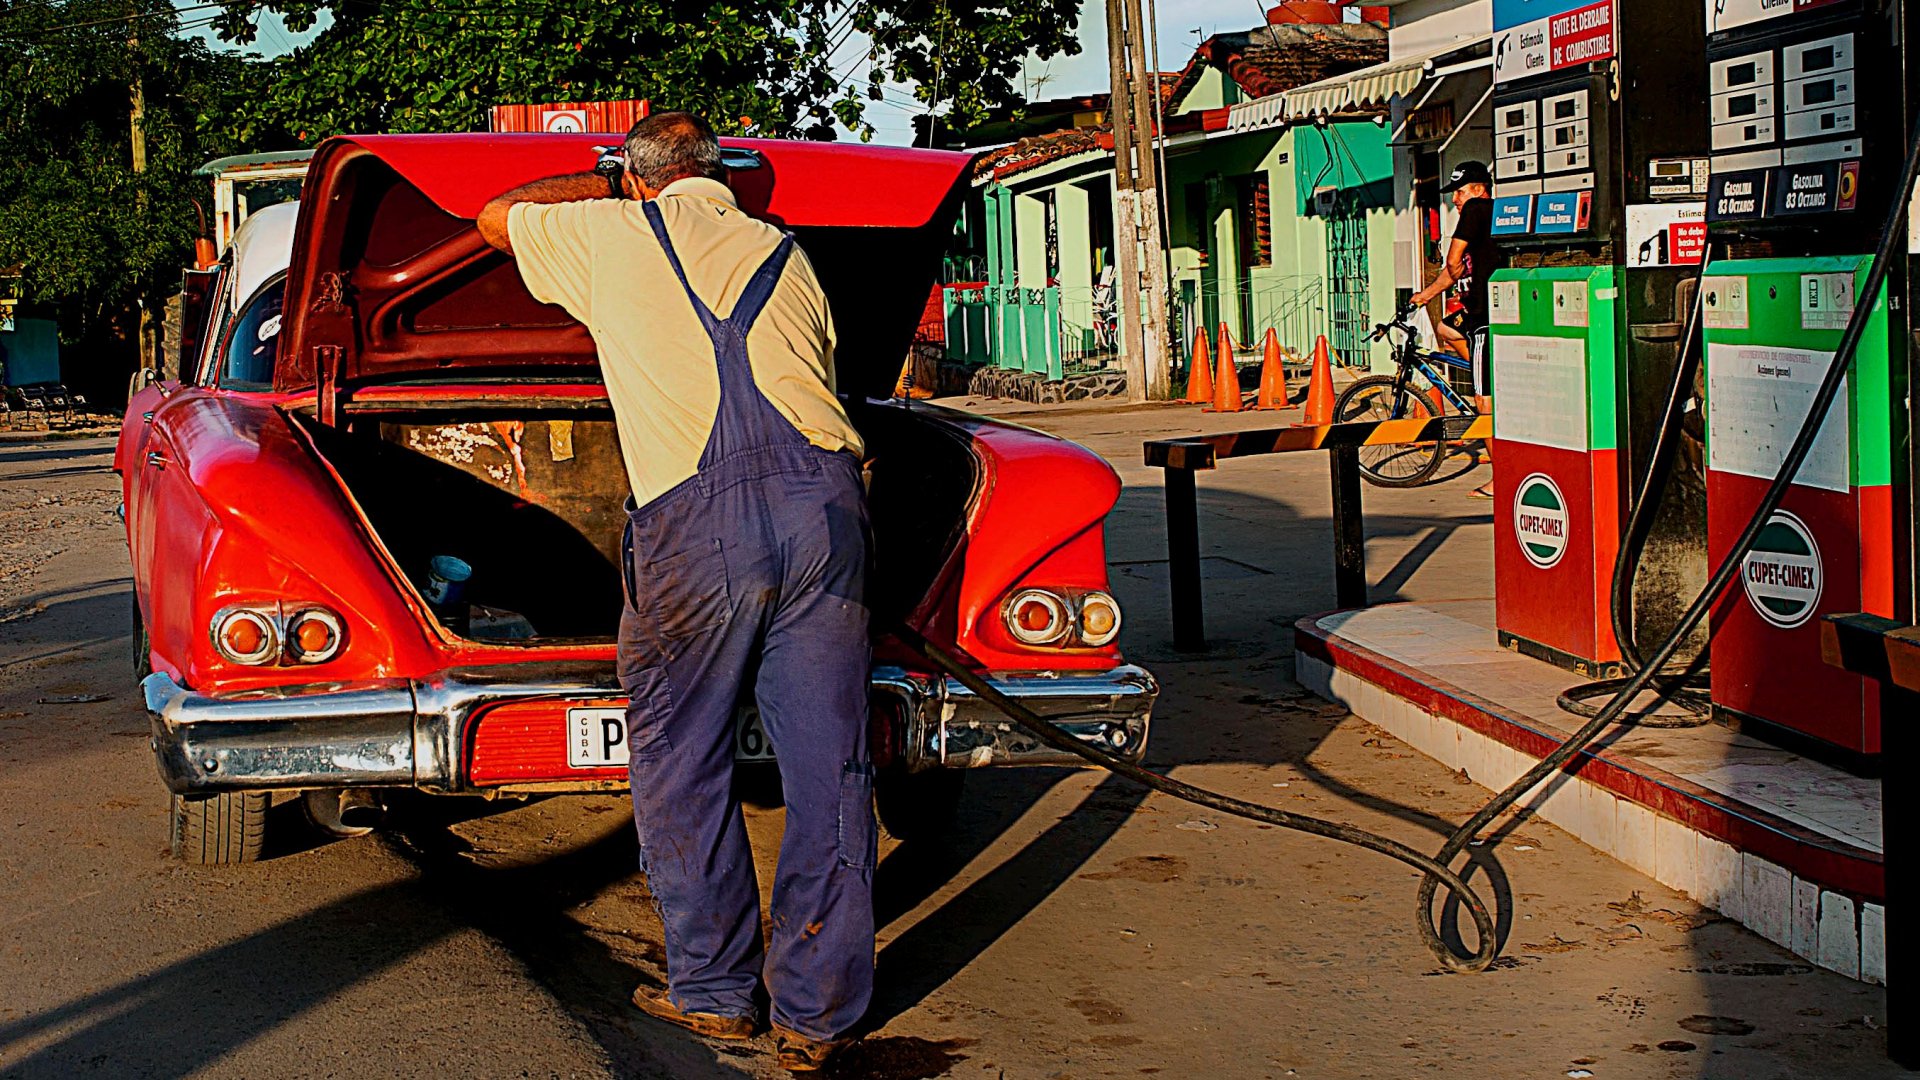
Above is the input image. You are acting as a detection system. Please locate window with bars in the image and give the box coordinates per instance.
[1237,175,1273,269]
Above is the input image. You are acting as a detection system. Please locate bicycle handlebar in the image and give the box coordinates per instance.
[1370,298,1428,342]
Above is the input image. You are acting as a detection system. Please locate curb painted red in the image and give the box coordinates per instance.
[1295,612,1884,903]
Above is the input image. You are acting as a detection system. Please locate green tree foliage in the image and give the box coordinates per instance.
[207,0,1082,144]
[0,2,240,357]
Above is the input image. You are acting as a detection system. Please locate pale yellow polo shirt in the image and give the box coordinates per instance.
[507,177,864,507]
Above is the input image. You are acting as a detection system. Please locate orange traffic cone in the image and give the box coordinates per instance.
[1299,335,1336,426]
[1254,328,1289,410]
[1206,323,1242,412]
[1182,326,1214,405]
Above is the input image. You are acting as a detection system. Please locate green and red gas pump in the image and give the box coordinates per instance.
[1486,0,1709,674]
[1700,0,1913,762]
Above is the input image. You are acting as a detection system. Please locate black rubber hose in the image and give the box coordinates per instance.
[1613,269,1709,674]
[889,625,1501,972]
[891,116,1917,975]
[1558,258,1713,724]
[1418,108,1920,958]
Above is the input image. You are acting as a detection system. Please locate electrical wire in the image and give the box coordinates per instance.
[0,0,248,39]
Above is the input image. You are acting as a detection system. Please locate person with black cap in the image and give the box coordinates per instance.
[1409,159,1497,497]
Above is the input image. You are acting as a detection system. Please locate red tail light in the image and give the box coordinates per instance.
[1001,588,1123,649]
[209,603,345,666]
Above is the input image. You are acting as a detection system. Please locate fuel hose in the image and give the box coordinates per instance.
[1414,109,1920,968]
[889,624,1502,971]
[1557,257,1715,726]
[895,113,1920,974]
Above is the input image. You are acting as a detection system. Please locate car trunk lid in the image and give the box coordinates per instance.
[276,133,974,405]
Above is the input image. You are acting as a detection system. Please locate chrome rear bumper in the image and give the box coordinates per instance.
[145,663,1157,795]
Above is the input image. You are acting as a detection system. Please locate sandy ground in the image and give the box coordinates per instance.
[0,402,1904,1079]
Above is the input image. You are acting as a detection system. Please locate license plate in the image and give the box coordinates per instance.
[566,706,774,767]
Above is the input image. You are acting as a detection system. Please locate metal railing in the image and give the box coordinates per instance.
[1173,276,1350,370]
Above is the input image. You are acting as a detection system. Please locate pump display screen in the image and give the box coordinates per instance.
[1706,22,1864,224]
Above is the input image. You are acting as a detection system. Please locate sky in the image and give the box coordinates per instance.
[179,0,1281,147]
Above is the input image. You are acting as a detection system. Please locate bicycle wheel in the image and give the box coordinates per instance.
[1333,375,1446,488]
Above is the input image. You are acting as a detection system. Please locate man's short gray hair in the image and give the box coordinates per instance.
[622,111,726,190]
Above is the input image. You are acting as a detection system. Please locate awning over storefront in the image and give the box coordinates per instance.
[1224,33,1492,134]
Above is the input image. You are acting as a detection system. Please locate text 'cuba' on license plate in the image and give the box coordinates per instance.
[566,706,774,767]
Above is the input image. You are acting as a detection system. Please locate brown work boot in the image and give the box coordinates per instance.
[773,1025,854,1072]
[631,986,755,1041]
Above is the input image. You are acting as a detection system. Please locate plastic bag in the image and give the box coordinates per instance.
[1408,305,1438,350]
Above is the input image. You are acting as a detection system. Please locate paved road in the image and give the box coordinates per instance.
[0,418,1902,1079]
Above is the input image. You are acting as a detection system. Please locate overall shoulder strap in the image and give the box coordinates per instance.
[641,199,716,329]
[722,234,796,333]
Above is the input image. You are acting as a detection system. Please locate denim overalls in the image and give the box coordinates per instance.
[619,200,875,1040]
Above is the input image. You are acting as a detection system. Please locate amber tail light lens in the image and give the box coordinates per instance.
[286,608,344,664]
[211,608,278,665]
[1078,592,1122,647]
[1004,589,1071,646]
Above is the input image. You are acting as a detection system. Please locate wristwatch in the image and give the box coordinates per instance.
[592,146,625,199]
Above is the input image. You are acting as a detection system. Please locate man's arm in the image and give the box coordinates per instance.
[476,173,609,255]
[1410,237,1470,307]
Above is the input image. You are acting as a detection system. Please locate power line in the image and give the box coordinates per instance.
[0,1,255,39]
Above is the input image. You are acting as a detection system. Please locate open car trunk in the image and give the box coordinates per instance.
[295,399,977,644]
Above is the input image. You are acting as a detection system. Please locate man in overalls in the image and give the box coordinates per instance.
[477,111,874,1072]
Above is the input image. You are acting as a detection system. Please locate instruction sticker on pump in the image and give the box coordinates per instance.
[1552,281,1589,327]
[1489,280,1521,325]
[1800,272,1856,331]
[1706,344,1851,494]
[1701,276,1749,329]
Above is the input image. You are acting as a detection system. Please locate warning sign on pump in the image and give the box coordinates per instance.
[1627,203,1706,267]
[1701,276,1749,329]
[1706,343,1851,494]
[1801,272,1856,331]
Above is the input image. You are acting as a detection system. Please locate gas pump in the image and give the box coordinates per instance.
[1700,0,1912,761]
[1486,0,1709,675]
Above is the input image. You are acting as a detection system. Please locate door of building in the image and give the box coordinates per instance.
[1326,193,1369,365]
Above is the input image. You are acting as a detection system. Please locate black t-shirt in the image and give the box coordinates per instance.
[1450,197,1497,328]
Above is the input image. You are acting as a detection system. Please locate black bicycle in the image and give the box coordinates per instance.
[1333,309,1484,487]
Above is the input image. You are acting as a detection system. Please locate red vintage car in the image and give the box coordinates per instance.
[121,133,1156,864]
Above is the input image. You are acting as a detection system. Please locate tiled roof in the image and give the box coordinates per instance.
[971,128,1116,181]
[1166,22,1388,111]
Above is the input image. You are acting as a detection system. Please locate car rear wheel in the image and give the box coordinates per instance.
[170,791,269,865]
[875,767,965,846]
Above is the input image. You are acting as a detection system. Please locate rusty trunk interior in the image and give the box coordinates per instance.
[294,400,977,643]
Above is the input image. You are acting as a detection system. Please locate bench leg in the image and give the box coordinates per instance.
[1164,467,1206,652]
[1330,446,1367,609]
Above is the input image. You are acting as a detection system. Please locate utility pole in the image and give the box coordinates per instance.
[1105,0,1172,401]
[130,8,158,376]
